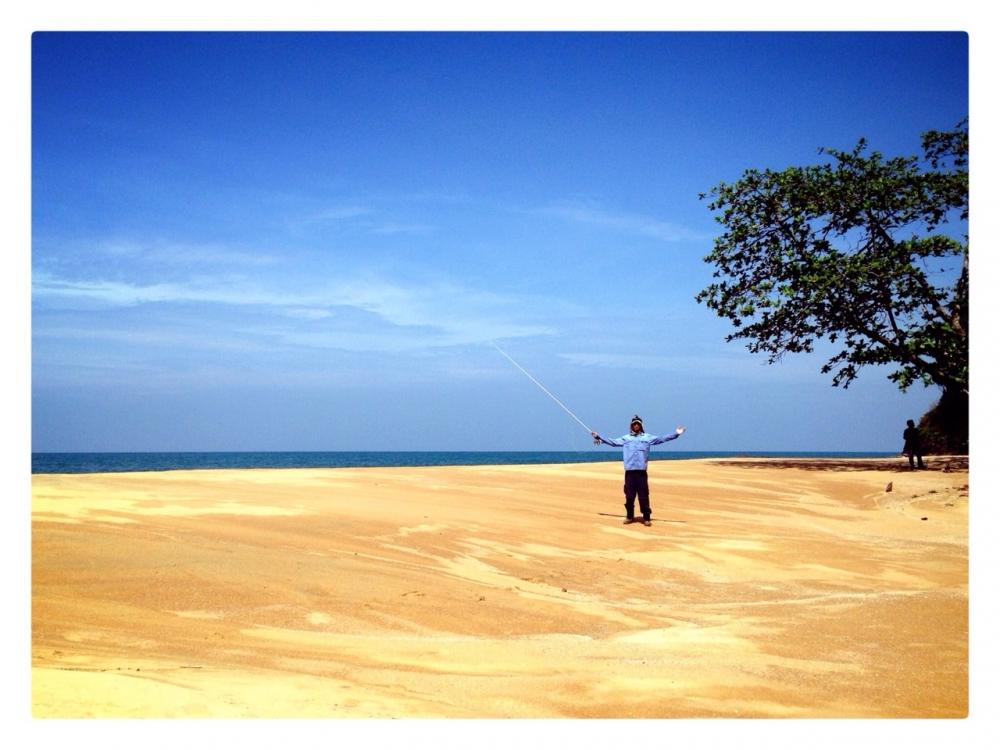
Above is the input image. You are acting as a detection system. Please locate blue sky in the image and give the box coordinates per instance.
[31,31,969,452]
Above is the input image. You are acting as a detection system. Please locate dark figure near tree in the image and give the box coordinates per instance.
[903,419,925,470]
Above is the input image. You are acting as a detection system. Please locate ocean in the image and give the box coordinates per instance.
[31,451,897,475]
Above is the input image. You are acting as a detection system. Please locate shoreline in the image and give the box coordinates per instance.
[32,457,968,717]
[30,452,966,477]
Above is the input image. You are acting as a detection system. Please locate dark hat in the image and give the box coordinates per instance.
[630,415,643,429]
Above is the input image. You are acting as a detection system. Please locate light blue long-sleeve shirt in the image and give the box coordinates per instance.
[597,431,681,470]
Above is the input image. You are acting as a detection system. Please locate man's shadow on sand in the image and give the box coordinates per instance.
[596,512,687,524]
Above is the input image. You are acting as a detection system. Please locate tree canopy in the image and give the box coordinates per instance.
[696,122,968,403]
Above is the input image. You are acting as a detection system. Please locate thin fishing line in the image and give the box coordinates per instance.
[491,341,593,435]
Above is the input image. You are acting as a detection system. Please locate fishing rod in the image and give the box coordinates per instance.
[491,342,600,444]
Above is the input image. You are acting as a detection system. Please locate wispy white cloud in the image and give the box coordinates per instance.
[308,206,374,221]
[560,351,709,370]
[95,239,282,267]
[369,222,434,236]
[544,200,710,242]
[33,273,288,308]
[32,271,559,351]
[32,324,276,353]
[558,350,817,381]
[281,308,334,321]
[294,204,433,236]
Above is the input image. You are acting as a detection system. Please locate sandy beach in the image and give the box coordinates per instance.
[31,457,968,718]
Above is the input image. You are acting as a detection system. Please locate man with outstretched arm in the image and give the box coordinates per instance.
[591,415,686,527]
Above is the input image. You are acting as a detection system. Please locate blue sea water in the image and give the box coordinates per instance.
[31,451,897,475]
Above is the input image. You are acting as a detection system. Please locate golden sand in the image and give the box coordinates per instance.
[31,457,968,718]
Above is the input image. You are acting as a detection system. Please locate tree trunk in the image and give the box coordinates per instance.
[918,387,969,454]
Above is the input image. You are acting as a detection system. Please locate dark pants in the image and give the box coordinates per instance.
[624,470,650,520]
[906,449,925,470]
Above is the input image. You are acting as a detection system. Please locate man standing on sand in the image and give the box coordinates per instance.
[592,415,686,526]
[903,419,926,470]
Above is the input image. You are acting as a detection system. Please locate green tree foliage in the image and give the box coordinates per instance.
[696,122,968,452]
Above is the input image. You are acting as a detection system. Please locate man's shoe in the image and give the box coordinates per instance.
[642,519,652,526]
[623,518,637,525]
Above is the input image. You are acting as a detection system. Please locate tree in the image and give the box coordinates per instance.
[696,122,968,453]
